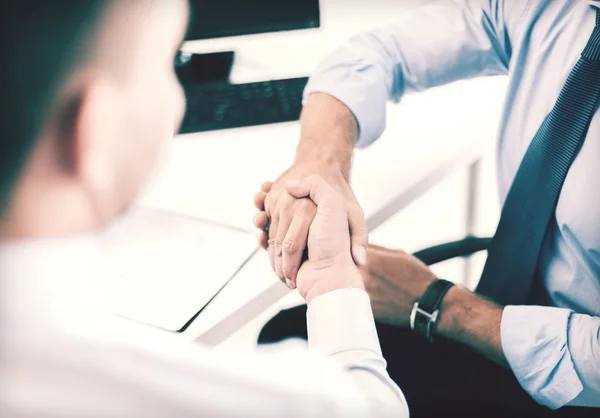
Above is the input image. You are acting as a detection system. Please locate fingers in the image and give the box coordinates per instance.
[368,243,395,252]
[347,203,368,265]
[289,175,368,266]
[254,191,267,211]
[368,243,406,256]
[257,230,268,250]
[282,199,315,287]
[253,208,270,249]
[259,183,275,263]
[267,212,280,272]
[253,211,269,231]
[285,174,338,207]
[261,181,273,193]
[367,243,392,253]
[272,208,293,281]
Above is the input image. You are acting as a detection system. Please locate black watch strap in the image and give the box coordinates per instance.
[410,279,454,342]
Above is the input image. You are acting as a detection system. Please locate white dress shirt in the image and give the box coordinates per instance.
[303,0,600,409]
[0,236,408,417]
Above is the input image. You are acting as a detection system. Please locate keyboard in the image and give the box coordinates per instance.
[179,77,309,134]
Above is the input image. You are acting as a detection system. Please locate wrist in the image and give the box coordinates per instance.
[303,263,365,305]
[290,157,350,185]
[434,286,470,338]
[294,147,351,179]
[435,286,507,365]
[435,286,502,341]
[295,93,357,180]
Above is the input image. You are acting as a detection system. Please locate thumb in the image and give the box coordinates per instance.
[284,175,334,206]
[348,205,368,265]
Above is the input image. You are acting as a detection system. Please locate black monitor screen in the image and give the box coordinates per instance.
[186,0,320,40]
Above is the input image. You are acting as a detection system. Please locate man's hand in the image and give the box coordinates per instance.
[252,92,368,288]
[361,243,508,366]
[360,244,436,327]
[280,175,364,304]
[254,166,367,288]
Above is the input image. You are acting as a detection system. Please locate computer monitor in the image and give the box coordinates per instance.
[178,0,320,84]
[186,0,320,41]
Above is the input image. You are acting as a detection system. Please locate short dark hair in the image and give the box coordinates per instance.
[0,1,106,211]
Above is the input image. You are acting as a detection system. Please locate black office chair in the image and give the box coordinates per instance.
[412,235,492,269]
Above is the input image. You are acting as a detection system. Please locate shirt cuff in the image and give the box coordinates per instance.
[501,305,584,409]
[306,288,382,356]
[303,62,389,148]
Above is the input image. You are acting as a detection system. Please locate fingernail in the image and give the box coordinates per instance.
[356,245,367,265]
[286,278,296,289]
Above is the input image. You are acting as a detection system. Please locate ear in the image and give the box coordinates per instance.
[72,76,122,198]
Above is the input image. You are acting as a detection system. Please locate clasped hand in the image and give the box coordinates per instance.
[254,174,436,323]
[254,174,364,304]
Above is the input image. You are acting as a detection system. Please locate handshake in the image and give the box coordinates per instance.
[253,173,365,304]
[253,165,436,323]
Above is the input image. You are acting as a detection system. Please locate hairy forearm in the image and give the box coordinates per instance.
[295,93,358,180]
[436,286,509,367]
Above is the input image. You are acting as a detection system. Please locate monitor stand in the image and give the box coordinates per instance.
[176,51,235,84]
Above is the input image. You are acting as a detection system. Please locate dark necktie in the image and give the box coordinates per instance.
[476,9,600,305]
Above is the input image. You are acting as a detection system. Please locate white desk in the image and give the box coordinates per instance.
[129,0,507,347]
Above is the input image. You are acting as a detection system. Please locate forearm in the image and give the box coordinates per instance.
[295,93,358,180]
[434,286,600,408]
[300,1,513,149]
[436,286,508,367]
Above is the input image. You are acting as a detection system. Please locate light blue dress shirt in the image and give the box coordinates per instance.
[304,0,600,410]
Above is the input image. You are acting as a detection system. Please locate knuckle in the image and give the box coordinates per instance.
[296,198,316,213]
[283,193,295,204]
[264,195,275,211]
[282,239,297,254]
[298,198,312,208]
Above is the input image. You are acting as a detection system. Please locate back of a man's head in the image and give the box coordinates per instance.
[0,1,105,211]
[0,0,188,239]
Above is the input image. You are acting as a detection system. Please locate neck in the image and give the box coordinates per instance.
[0,181,107,241]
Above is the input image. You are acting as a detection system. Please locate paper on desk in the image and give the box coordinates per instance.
[100,207,258,332]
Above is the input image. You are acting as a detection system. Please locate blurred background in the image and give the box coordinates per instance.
[165,0,506,286]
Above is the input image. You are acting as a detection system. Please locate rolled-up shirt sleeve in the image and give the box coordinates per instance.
[501,305,600,409]
[303,0,513,147]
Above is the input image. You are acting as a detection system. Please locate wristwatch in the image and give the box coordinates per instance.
[410,279,454,342]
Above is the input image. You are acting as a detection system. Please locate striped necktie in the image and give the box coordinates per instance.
[476,9,600,305]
